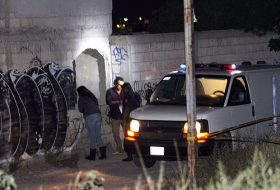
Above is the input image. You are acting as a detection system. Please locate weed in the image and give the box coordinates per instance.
[72,170,105,190]
[0,170,17,190]
[8,158,22,174]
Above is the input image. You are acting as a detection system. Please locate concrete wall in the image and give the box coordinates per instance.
[0,0,113,162]
[110,30,280,100]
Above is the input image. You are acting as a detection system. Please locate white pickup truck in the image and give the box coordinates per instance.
[124,63,280,168]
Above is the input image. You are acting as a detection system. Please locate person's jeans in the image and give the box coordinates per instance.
[85,113,104,149]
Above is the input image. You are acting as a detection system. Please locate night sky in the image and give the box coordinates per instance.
[112,0,162,26]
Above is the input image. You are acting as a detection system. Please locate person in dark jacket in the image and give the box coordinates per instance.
[121,82,141,162]
[77,86,106,160]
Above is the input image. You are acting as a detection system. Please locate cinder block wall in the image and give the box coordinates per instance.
[110,33,186,99]
[110,30,280,99]
[195,30,280,64]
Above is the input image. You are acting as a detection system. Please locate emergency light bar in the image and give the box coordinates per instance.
[180,63,236,70]
[180,63,186,69]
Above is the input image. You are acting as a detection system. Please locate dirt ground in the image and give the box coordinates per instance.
[4,149,182,190]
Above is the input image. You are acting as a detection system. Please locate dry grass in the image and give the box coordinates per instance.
[155,136,280,190]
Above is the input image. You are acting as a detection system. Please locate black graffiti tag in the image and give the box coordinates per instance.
[133,80,157,99]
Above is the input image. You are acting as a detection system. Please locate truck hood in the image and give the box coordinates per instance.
[129,105,216,121]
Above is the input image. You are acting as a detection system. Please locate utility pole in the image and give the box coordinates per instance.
[184,0,197,188]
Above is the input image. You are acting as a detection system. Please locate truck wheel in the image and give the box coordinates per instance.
[132,154,156,168]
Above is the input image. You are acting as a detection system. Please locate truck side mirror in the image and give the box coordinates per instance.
[145,89,153,102]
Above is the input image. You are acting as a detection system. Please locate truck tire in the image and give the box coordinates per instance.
[132,154,156,168]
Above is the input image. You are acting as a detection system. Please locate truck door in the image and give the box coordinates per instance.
[248,72,276,138]
[227,76,256,139]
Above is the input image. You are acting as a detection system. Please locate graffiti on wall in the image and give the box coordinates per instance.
[112,46,129,65]
[102,106,111,125]
[0,60,76,161]
[133,80,157,99]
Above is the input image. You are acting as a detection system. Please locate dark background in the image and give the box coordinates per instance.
[112,0,280,51]
[112,0,162,33]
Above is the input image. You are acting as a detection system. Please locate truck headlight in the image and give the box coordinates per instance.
[125,119,140,140]
[183,121,201,133]
[130,120,140,132]
[183,120,209,141]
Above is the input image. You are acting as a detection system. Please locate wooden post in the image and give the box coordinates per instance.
[184,0,198,188]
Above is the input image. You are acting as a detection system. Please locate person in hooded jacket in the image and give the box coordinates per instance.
[77,86,106,160]
[121,82,141,162]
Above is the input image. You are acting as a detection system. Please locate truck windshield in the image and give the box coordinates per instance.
[149,75,229,107]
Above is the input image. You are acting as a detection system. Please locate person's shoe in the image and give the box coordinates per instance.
[122,154,133,162]
[85,148,96,161]
[112,151,123,155]
[99,146,107,160]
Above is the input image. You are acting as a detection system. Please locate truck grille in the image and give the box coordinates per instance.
[139,121,184,140]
